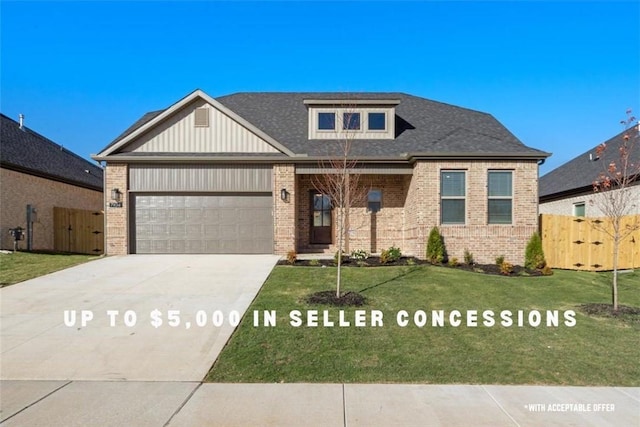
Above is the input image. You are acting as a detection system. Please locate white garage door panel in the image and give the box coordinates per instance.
[133,194,273,254]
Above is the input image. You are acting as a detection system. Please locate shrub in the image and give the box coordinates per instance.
[381,246,402,264]
[463,249,474,266]
[500,260,514,275]
[286,250,297,265]
[541,264,553,276]
[308,259,320,266]
[525,232,546,270]
[334,250,349,264]
[406,258,416,266]
[350,249,370,261]
[448,257,459,267]
[426,227,445,264]
[495,255,505,266]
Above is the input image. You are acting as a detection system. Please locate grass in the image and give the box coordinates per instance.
[207,266,640,386]
[0,251,100,287]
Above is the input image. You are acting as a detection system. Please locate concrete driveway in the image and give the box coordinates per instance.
[0,254,279,381]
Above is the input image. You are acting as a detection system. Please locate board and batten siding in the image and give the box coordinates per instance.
[129,164,272,192]
[123,99,280,153]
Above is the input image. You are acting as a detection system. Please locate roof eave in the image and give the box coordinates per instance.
[1,162,103,192]
[405,151,551,161]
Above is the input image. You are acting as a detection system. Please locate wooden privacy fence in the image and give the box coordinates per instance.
[54,207,104,255]
[540,214,640,271]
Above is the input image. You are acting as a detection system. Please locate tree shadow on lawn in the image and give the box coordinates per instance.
[304,267,421,306]
[357,266,422,293]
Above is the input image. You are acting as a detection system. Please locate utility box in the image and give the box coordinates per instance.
[9,226,25,251]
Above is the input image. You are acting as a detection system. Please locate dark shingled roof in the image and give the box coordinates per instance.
[101,91,549,159]
[1,113,103,191]
[539,126,640,200]
[218,92,547,157]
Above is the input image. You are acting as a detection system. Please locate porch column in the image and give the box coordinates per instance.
[105,163,129,255]
[273,164,296,255]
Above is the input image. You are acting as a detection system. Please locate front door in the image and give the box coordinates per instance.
[311,192,332,244]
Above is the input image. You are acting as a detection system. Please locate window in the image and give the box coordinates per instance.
[573,202,586,217]
[488,171,513,224]
[368,112,386,130]
[343,112,361,130]
[441,171,465,224]
[318,112,335,130]
[368,189,382,213]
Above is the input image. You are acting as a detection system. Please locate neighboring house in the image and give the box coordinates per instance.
[93,90,549,264]
[0,114,104,251]
[539,126,640,217]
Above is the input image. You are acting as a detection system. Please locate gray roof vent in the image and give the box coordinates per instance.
[194,108,209,127]
[19,114,25,131]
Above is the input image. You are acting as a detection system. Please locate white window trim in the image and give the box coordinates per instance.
[487,170,514,225]
[342,111,362,131]
[573,202,586,217]
[440,170,467,225]
[317,111,336,131]
[367,111,388,132]
[311,107,392,135]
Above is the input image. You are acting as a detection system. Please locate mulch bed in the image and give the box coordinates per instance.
[278,256,545,277]
[578,303,640,322]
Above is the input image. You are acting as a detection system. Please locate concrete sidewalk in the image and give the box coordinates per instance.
[1,381,638,426]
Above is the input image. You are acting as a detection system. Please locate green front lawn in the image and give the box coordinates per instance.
[0,251,100,287]
[207,266,639,386]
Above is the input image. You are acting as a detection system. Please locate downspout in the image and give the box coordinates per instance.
[101,160,107,256]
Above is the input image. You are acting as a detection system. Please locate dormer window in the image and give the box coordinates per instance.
[305,98,400,140]
[343,112,361,130]
[318,112,335,130]
[368,112,386,131]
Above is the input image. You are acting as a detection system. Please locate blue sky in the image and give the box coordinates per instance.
[1,1,638,175]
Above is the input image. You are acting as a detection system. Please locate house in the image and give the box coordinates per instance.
[92,90,549,264]
[1,113,104,251]
[539,126,640,217]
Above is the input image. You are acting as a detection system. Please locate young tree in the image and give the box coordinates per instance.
[312,109,370,297]
[591,110,640,311]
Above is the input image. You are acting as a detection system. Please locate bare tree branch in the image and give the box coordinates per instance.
[591,110,640,311]
[311,107,370,297]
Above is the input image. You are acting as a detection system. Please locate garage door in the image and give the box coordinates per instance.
[132,194,273,254]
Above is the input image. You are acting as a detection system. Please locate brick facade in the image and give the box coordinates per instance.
[296,174,409,254]
[0,168,103,251]
[273,164,296,255]
[104,163,128,255]
[404,160,540,265]
[101,160,540,264]
[293,160,539,265]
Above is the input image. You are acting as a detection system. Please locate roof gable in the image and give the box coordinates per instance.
[0,114,103,191]
[97,90,294,157]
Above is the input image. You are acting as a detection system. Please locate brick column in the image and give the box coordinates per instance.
[105,163,128,255]
[404,161,432,258]
[273,164,296,255]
